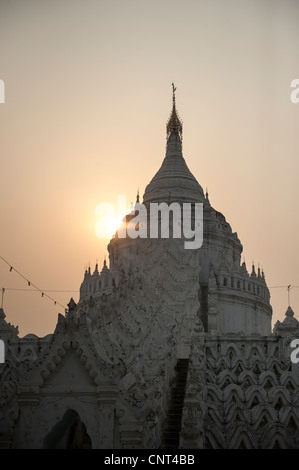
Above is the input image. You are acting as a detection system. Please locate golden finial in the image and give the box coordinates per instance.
[172,82,177,102]
[166,82,182,140]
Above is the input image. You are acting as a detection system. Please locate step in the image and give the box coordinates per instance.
[161,439,180,447]
[170,395,185,401]
[167,405,185,411]
[171,385,186,391]
[171,386,186,392]
[163,424,181,431]
[164,429,179,440]
[160,446,179,450]
[161,439,180,446]
[167,417,182,424]
[173,379,188,385]
[169,396,185,403]
[169,399,185,405]
[176,360,189,366]
[166,420,183,426]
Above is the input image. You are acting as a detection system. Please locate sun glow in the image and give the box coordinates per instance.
[95,202,125,239]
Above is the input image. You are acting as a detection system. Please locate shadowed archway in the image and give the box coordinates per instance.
[43,409,92,449]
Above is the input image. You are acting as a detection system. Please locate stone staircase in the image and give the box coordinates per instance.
[160,358,189,449]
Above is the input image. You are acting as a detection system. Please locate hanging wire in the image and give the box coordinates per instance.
[0,255,68,310]
[1,288,77,293]
[268,284,299,307]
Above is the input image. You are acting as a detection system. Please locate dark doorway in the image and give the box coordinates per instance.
[43,409,92,449]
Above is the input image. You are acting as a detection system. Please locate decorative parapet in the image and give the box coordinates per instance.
[218,264,271,305]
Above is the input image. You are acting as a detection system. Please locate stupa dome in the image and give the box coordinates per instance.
[143,133,205,206]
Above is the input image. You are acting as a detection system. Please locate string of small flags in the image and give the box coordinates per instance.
[0,255,71,311]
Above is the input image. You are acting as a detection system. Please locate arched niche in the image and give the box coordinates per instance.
[42,409,92,449]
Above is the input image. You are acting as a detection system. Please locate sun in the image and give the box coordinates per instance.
[95,202,124,239]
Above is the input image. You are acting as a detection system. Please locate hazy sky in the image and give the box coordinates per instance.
[0,0,299,336]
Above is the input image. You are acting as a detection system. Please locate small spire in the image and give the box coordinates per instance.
[288,285,291,307]
[257,264,261,278]
[205,187,210,205]
[285,305,294,317]
[134,188,141,211]
[240,260,247,274]
[101,256,108,274]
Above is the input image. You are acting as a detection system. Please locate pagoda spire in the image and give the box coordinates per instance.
[166,82,183,140]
